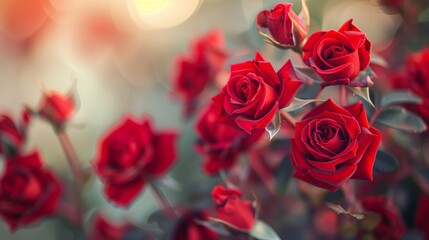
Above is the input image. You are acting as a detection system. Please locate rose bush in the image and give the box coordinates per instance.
[302,19,371,87]
[93,116,177,207]
[212,52,302,134]
[256,3,307,46]
[290,99,382,191]
[0,151,62,231]
[196,104,263,175]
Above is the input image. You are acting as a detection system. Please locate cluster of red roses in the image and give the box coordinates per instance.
[1,1,429,239]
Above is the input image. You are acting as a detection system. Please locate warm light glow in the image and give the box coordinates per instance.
[128,0,202,30]
[134,0,170,14]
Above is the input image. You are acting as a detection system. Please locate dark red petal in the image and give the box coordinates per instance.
[145,132,177,177]
[104,179,145,207]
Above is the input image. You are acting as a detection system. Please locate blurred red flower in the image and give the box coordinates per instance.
[93,116,177,207]
[172,210,220,240]
[0,151,62,231]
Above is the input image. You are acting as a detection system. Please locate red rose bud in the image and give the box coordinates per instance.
[173,29,228,117]
[212,52,302,134]
[90,213,134,240]
[360,196,405,240]
[196,104,263,175]
[173,210,219,240]
[38,91,75,128]
[257,3,307,46]
[290,99,381,191]
[211,185,255,232]
[0,151,62,231]
[302,19,371,87]
[0,114,26,156]
[415,195,429,239]
[93,116,177,207]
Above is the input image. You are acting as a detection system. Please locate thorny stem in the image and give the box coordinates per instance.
[150,182,178,219]
[340,85,347,106]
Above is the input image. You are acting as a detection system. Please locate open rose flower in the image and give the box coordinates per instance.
[291,99,382,191]
[173,29,228,117]
[256,3,307,47]
[93,116,177,207]
[360,196,405,240]
[38,91,76,129]
[196,104,263,175]
[173,210,219,240]
[391,48,429,133]
[0,114,26,156]
[302,19,371,87]
[0,151,62,231]
[212,52,302,134]
[211,185,255,232]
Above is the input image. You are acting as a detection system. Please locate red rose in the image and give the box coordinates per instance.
[391,48,429,133]
[256,3,307,46]
[0,114,26,156]
[211,185,255,232]
[212,52,302,134]
[415,195,429,239]
[291,99,381,191]
[361,196,405,240]
[90,213,133,240]
[0,151,62,231]
[93,116,177,207]
[38,91,75,128]
[173,29,228,117]
[302,19,371,87]
[172,210,219,240]
[196,104,263,175]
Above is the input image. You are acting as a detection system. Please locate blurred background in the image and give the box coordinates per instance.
[0,0,427,239]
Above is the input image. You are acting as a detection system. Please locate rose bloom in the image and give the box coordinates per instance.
[93,116,177,207]
[196,104,263,175]
[90,213,133,240]
[212,52,302,134]
[302,19,371,87]
[0,114,26,156]
[0,151,62,231]
[256,3,307,46]
[173,29,228,117]
[212,185,255,232]
[172,210,219,240]
[360,196,405,240]
[291,99,381,191]
[38,91,75,128]
[391,48,429,133]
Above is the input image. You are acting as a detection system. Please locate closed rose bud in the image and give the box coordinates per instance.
[38,91,75,128]
[211,185,255,232]
[257,3,307,47]
[0,114,26,156]
[0,151,62,231]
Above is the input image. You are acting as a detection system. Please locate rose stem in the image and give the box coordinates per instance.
[339,85,347,106]
[56,128,85,226]
[280,112,296,128]
[149,182,178,219]
[341,181,362,212]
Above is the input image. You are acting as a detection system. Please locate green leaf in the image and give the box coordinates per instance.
[373,150,399,173]
[281,98,324,112]
[347,87,375,108]
[294,66,323,84]
[359,213,382,232]
[380,90,422,107]
[265,111,281,140]
[349,68,375,87]
[250,220,281,240]
[375,106,427,133]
